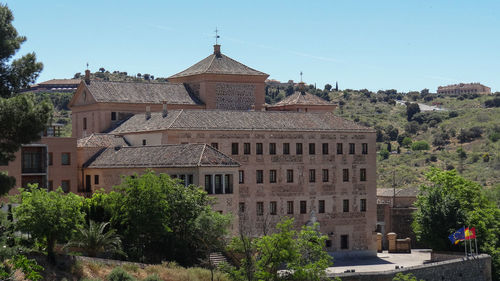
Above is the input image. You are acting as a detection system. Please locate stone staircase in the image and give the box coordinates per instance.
[209,252,228,267]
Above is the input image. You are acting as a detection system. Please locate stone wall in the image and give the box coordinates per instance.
[330,254,491,281]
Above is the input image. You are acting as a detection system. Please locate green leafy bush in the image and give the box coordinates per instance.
[411,141,429,151]
[143,274,162,281]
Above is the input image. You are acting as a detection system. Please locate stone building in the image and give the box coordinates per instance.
[437,83,491,95]
[2,44,378,257]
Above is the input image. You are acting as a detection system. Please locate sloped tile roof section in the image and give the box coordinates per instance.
[38,78,81,85]
[169,51,268,78]
[85,80,202,104]
[85,144,239,168]
[77,133,129,148]
[112,110,374,133]
[270,91,334,106]
[377,187,419,197]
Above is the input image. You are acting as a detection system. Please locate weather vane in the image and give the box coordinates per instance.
[215,27,220,45]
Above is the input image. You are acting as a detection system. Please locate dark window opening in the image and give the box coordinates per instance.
[322,143,329,155]
[319,200,325,213]
[309,143,316,155]
[296,143,303,155]
[269,143,276,155]
[283,143,290,155]
[300,200,307,214]
[231,143,239,155]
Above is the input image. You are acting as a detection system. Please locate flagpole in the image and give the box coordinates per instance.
[466,226,474,256]
[464,226,467,257]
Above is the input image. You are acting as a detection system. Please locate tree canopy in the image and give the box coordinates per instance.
[0,4,52,196]
[412,168,500,280]
[13,186,85,262]
[88,172,231,265]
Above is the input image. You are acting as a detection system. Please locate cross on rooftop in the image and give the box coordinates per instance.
[215,27,220,45]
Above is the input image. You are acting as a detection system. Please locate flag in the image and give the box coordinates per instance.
[448,227,465,245]
[465,227,476,240]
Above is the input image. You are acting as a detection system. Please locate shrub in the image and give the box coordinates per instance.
[484,97,500,107]
[411,141,430,151]
[429,155,438,162]
[379,149,389,160]
[402,137,413,148]
[107,267,136,281]
[483,153,490,162]
[405,121,419,134]
[489,132,500,143]
[448,111,459,118]
[433,132,450,147]
[458,127,483,143]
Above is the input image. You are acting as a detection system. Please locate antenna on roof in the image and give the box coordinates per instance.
[300,71,303,83]
[86,62,89,70]
[215,27,220,45]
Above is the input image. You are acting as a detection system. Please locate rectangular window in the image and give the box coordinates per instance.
[360,168,367,182]
[224,174,233,194]
[283,143,290,155]
[337,143,343,154]
[239,202,245,213]
[244,143,251,155]
[286,169,294,183]
[94,175,99,185]
[256,143,263,155]
[309,169,316,183]
[300,200,307,214]
[269,143,276,155]
[256,202,264,216]
[318,200,325,213]
[326,240,332,248]
[362,143,368,154]
[322,169,329,182]
[256,170,264,184]
[142,139,146,146]
[85,175,91,192]
[296,143,303,155]
[309,143,316,155]
[343,169,349,182]
[349,143,355,154]
[360,199,367,212]
[61,180,70,193]
[188,174,194,185]
[211,143,218,150]
[111,112,117,121]
[48,152,53,166]
[231,143,239,155]
[215,174,223,194]
[83,117,87,130]
[343,199,349,212]
[270,201,277,215]
[341,235,349,249]
[239,170,244,184]
[269,170,277,183]
[322,143,329,155]
[287,201,294,214]
[61,153,71,165]
[204,175,213,194]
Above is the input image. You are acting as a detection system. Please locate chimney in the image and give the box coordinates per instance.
[298,82,306,94]
[85,69,90,85]
[214,44,221,57]
[162,101,168,117]
[145,106,151,120]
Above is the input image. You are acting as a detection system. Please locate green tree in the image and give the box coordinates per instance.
[65,220,124,258]
[225,218,332,281]
[13,186,85,262]
[412,169,500,280]
[393,272,424,281]
[324,84,332,91]
[405,102,420,121]
[0,4,52,196]
[107,172,231,265]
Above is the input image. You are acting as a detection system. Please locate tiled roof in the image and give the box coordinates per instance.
[377,187,418,197]
[111,110,374,133]
[169,47,268,78]
[270,91,334,107]
[77,133,129,148]
[85,80,202,104]
[85,144,239,168]
[38,79,81,85]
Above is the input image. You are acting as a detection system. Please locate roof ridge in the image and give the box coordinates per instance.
[205,54,216,73]
[91,80,182,86]
[167,109,184,129]
[198,144,207,166]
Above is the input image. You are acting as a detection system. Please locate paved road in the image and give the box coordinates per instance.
[395,100,447,111]
[326,250,432,274]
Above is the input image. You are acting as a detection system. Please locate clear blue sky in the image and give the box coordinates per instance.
[5,0,500,92]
